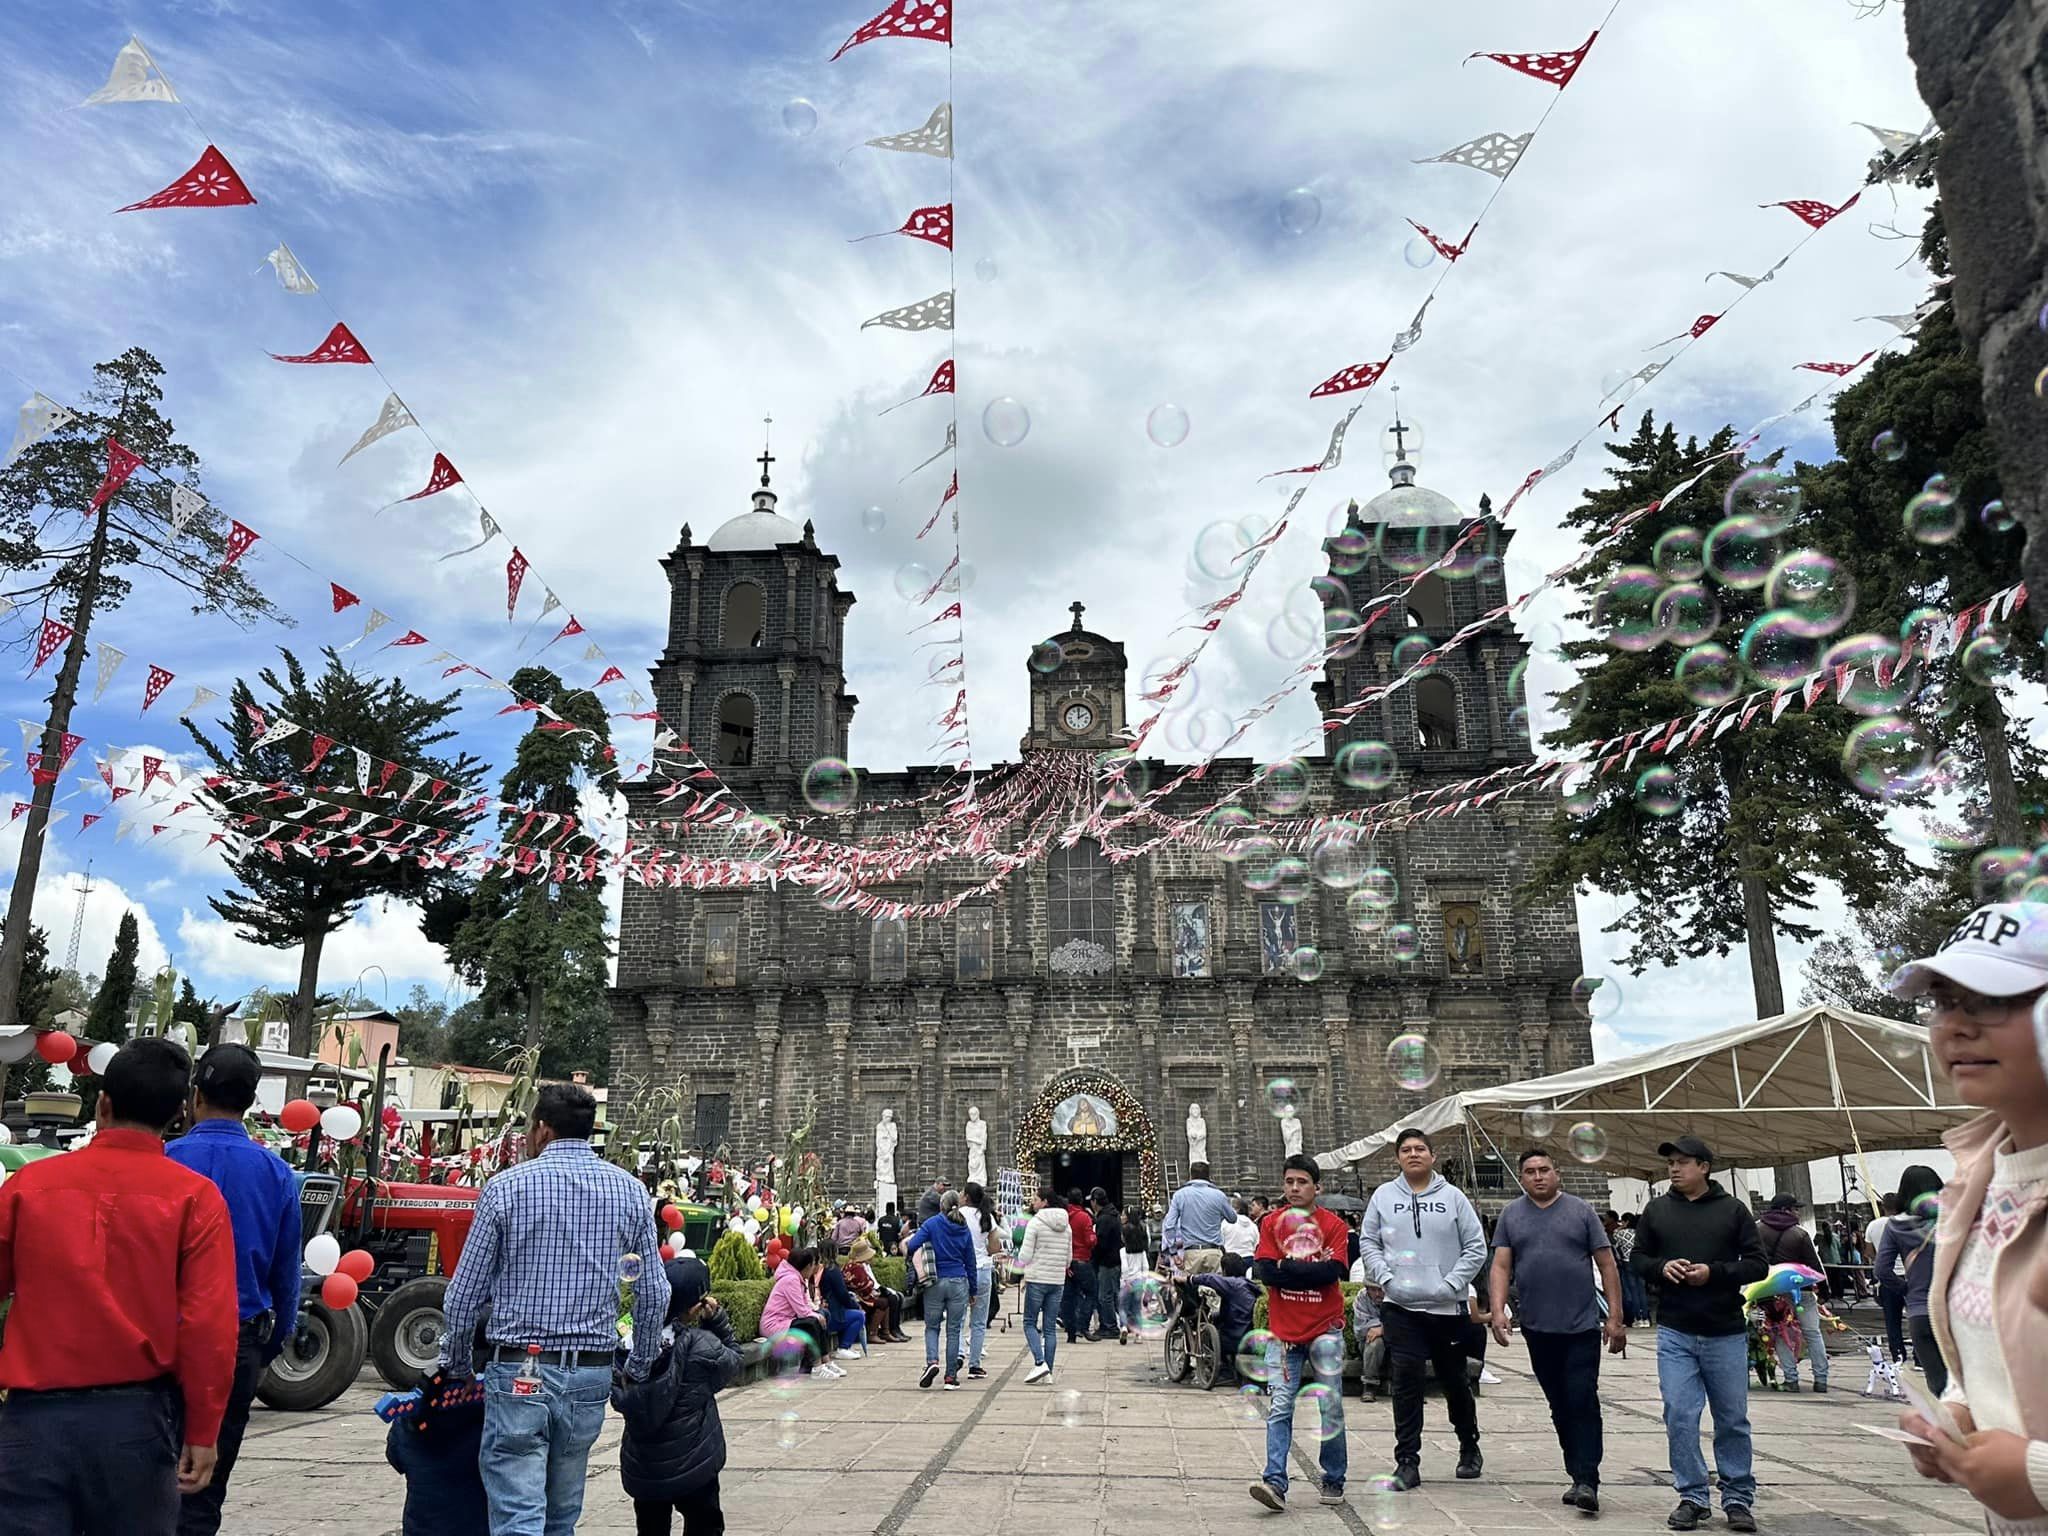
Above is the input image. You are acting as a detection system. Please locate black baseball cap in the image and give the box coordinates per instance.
[194,1042,262,1104]
[1657,1135,1714,1164]
[1768,1193,1802,1211]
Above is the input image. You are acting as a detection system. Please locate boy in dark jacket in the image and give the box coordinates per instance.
[612,1255,743,1535]
[1195,1251,1259,1376]
[380,1367,489,1536]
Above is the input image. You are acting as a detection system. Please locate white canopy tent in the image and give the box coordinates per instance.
[1315,1004,1977,1186]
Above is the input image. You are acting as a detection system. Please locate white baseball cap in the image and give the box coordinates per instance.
[1888,902,2048,999]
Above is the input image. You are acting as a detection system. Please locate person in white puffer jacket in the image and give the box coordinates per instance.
[1014,1185,1073,1383]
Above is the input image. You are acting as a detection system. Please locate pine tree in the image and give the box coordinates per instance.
[0,349,283,1033]
[0,920,59,1100]
[1526,414,1907,1015]
[84,911,141,1045]
[182,648,485,1069]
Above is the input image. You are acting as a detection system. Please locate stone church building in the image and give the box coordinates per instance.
[608,436,1591,1212]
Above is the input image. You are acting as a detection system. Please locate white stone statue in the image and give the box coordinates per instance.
[1278,1101,1304,1158]
[874,1108,900,1211]
[1186,1103,1209,1166]
[964,1105,988,1187]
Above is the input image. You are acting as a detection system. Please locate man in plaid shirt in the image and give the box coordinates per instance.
[441,1083,669,1534]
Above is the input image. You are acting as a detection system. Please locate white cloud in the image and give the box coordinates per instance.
[176,895,454,1002]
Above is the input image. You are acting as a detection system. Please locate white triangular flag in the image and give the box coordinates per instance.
[1390,297,1432,354]
[343,609,393,651]
[253,720,301,749]
[900,421,956,481]
[170,485,206,534]
[114,819,134,842]
[538,590,560,618]
[263,244,318,295]
[400,769,428,804]
[352,748,372,792]
[437,509,501,561]
[861,291,954,332]
[338,394,416,466]
[1859,311,1924,332]
[17,721,38,759]
[82,37,178,105]
[178,685,219,720]
[865,102,952,160]
[582,641,604,662]
[1412,131,1531,179]
[1855,121,1928,157]
[6,394,77,469]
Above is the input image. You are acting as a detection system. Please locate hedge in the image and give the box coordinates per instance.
[871,1256,908,1294]
[713,1279,775,1343]
[707,1230,765,1284]
[1249,1282,1365,1357]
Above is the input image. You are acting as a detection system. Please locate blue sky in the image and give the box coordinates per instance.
[0,2,1938,1047]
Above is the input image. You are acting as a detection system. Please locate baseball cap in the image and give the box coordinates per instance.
[1888,902,2048,999]
[1768,1193,1802,1211]
[1657,1135,1714,1163]
[194,1042,262,1103]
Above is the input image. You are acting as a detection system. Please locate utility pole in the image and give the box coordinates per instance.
[64,861,94,974]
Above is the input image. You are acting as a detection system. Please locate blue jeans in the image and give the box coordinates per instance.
[1263,1328,1347,1498]
[1656,1328,1754,1510]
[478,1358,612,1536]
[969,1272,992,1367]
[924,1274,969,1370]
[1772,1292,1827,1388]
[1024,1280,1063,1370]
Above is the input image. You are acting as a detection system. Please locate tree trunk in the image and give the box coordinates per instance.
[286,929,327,1096]
[521,978,546,1056]
[1974,689,2025,845]
[0,509,112,1031]
[1740,872,1786,1017]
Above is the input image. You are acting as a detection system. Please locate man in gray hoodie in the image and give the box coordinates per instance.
[1358,1126,1489,1490]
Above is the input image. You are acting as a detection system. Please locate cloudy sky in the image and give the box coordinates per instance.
[0,1,1939,1052]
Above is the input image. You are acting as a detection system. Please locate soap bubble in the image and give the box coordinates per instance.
[1653,582,1721,648]
[1228,1384,1266,1424]
[1260,759,1311,814]
[1825,634,1919,717]
[1652,526,1707,582]
[1377,517,1448,576]
[782,98,818,136]
[1386,1032,1441,1091]
[1572,975,1621,1020]
[1208,806,1255,858]
[1322,606,1364,661]
[981,397,1031,447]
[1392,633,1434,672]
[1121,1273,1172,1339]
[1055,1389,1083,1426]
[1193,520,1253,580]
[974,255,999,282]
[1271,859,1312,906]
[1346,889,1388,935]
[1521,1107,1556,1139]
[1705,517,1779,589]
[1357,865,1398,910]
[1287,945,1324,982]
[1238,837,1283,890]
[1172,706,1235,756]
[1635,765,1682,817]
[1739,611,1821,686]
[1904,477,1961,544]
[1593,567,1669,651]
[859,504,885,534]
[1336,739,1398,791]
[1236,1329,1278,1385]
[939,563,976,595]
[1299,1382,1343,1440]
[1308,1332,1346,1378]
[1389,923,1421,962]
[764,1329,811,1396]
[1842,716,1933,799]
[1029,639,1065,674]
[1962,633,2016,687]
[1274,1208,1324,1259]
[1724,466,1802,533]
[1278,187,1323,235]
[1326,526,1373,576]
[1362,1473,1409,1529]
[802,758,859,814]
[1265,1078,1298,1116]
[618,1252,644,1283]
[1140,656,1197,713]
[1402,235,1437,268]
[1767,550,1856,637]
[775,1409,802,1449]
[1146,403,1191,448]
[1310,836,1366,890]
[1560,766,1600,820]
[1982,498,2015,533]
[1675,642,1742,706]
[1267,611,1321,662]
[1565,1122,1609,1164]
[1873,429,1906,462]
[892,564,931,601]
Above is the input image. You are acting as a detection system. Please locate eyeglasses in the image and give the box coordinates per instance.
[1913,988,2046,1022]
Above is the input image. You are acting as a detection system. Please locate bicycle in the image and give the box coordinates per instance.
[1162,1275,1224,1390]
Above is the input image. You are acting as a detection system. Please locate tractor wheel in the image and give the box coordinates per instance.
[369,1277,450,1390]
[1191,1322,1223,1391]
[257,1298,367,1411]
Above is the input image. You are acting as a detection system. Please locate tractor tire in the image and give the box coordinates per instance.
[257,1299,367,1411]
[369,1277,451,1390]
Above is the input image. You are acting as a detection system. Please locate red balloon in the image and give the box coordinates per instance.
[279,1099,321,1134]
[35,1030,76,1065]
[661,1205,685,1231]
[320,1272,359,1309]
[337,1249,375,1283]
[764,1253,783,1270]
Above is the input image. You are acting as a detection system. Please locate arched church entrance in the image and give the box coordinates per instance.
[1014,1068,1162,1213]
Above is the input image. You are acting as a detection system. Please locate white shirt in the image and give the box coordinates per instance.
[1221,1214,1259,1257]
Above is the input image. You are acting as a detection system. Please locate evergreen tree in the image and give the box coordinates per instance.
[84,911,140,1045]
[393,982,452,1063]
[432,667,615,1084]
[0,921,59,1100]
[183,648,484,1068]
[171,978,214,1047]
[1526,415,1907,1014]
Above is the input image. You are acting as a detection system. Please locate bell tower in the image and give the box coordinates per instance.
[1020,601,1127,753]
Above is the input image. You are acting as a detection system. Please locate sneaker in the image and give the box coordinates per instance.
[1779,1381,1801,1393]
[1574,1484,1601,1516]
[1248,1482,1286,1512]
[1813,1382,1829,1394]
[1725,1508,1756,1534]
[1478,1368,1503,1384]
[1319,1483,1345,1506]
[1392,1463,1421,1491]
[968,1365,988,1378]
[1024,1362,1050,1383]
[943,1376,960,1391]
[952,1356,965,1376]
[1456,1447,1483,1480]
[920,1362,940,1390]
[1563,1490,1581,1507]
[1668,1502,1709,1531]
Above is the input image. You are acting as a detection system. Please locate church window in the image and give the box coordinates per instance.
[1407,573,1449,633]
[720,583,765,649]
[1046,840,1114,973]
[693,1092,731,1149]
[956,907,993,981]
[1171,901,1209,978]
[1258,902,1297,975]
[1415,675,1459,751]
[872,917,907,981]
[703,913,739,987]
[716,693,756,767]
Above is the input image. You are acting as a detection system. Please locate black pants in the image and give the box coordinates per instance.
[1063,1263,1091,1339]
[787,1315,830,1372]
[1524,1328,1604,1489]
[1384,1305,1480,1465]
[1093,1265,1120,1336]
[1879,1285,1907,1361]
[634,1478,724,1535]
[0,1380,180,1535]
[1909,1314,1948,1398]
[179,1327,267,1536]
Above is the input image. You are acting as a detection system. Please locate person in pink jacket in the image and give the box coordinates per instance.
[759,1248,841,1379]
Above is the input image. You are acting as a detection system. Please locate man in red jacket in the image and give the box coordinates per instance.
[1062,1187,1097,1344]
[0,1037,238,1534]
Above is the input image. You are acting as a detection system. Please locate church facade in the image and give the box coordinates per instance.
[608,445,1591,1212]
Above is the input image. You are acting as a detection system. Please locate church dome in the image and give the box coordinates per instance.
[1358,464,1465,527]
[707,484,803,551]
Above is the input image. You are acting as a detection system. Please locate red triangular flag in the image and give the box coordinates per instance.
[389,631,428,647]
[1405,218,1473,263]
[81,813,101,832]
[116,145,257,213]
[9,803,27,821]
[596,665,626,686]
[305,735,336,773]
[88,437,145,513]
[831,0,952,60]
[916,473,958,540]
[141,664,175,710]
[506,548,529,620]
[881,357,956,415]
[1466,31,1598,88]
[31,618,72,672]
[141,753,163,788]
[58,733,85,768]
[1761,193,1859,230]
[403,453,462,501]
[1793,350,1877,376]
[221,520,259,568]
[1309,354,1393,400]
[857,203,953,249]
[330,582,360,612]
[111,786,132,801]
[269,322,372,365]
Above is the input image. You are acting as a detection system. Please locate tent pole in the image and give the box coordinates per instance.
[1821,1012,1882,1218]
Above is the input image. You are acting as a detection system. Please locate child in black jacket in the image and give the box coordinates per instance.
[612,1255,744,1536]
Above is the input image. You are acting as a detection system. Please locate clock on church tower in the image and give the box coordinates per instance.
[1021,601,1128,753]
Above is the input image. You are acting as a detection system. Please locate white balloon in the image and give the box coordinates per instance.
[304,1233,341,1277]
[0,1029,35,1064]
[320,1105,363,1141]
[676,1248,695,1260]
[86,1042,118,1076]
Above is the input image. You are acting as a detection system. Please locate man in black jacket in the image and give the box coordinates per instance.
[1088,1190,1124,1343]
[1629,1137,1769,1534]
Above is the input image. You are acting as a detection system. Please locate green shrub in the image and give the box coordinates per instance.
[713,1279,775,1342]
[871,1256,908,1293]
[708,1230,765,1284]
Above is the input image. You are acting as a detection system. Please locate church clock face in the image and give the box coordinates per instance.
[1060,701,1095,735]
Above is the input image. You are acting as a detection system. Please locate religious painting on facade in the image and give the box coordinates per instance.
[1051,1092,1118,1138]
[1171,901,1209,978]
[1444,903,1484,974]
[872,916,907,981]
[703,913,738,987]
[956,906,993,981]
[1258,902,1297,975]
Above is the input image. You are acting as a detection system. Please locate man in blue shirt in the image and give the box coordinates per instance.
[1162,1162,1236,1273]
[165,1042,302,1536]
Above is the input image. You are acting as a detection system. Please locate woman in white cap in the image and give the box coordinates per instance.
[1890,901,2048,1528]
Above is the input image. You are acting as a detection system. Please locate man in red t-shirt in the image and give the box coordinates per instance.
[1249,1154,1351,1513]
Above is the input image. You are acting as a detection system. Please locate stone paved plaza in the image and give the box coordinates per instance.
[218,1316,1989,1536]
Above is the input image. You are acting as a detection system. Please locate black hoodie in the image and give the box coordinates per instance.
[1629,1182,1768,1336]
